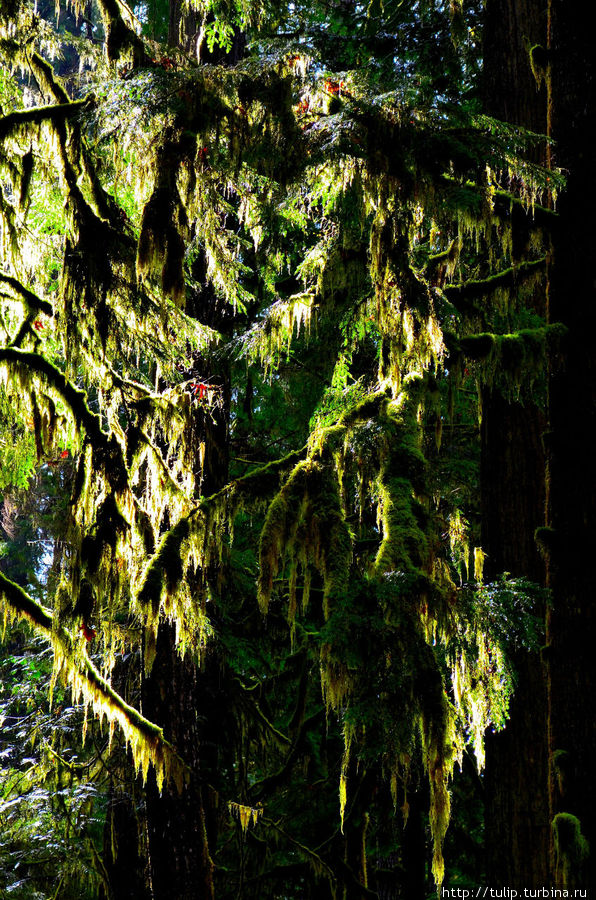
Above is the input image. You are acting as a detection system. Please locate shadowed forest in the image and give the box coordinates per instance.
[0,0,594,897]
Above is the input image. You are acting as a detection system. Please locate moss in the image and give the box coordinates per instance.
[0,570,184,791]
[459,332,495,360]
[257,459,310,613]
[137,514,194,616]
[444,256,546,305]
[28,50,70,104]
[459,324,567,393]
[257,456,352,618]
[0,347,106,445]
[552,813,589,888]
[137,181,188,306]
[552,749,571,795]
[528,44,550,89]
[95,0,148,65]
[0,99,89,142]
[81,493,129,571]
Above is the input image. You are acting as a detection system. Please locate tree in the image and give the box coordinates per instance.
[0,0,561,896]
[543,0,596,887]
[481,0,550,886]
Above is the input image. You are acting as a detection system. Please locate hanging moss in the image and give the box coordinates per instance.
[444,256,546,305]
[80,493,130,574]
[0,347,107,445]
[257,457,353,617]
[552,813,589,888]
[137,178,189,306]
[459,323,567,390]
[0,20,563,887]
[94,0,148,65]
[0,570,184,791]
[535,525,559,557]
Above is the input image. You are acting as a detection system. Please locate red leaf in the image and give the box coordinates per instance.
[80,623,96,642]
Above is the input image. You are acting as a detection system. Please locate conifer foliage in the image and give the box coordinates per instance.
[0,0,560,895]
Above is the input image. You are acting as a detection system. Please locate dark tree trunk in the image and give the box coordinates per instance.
[481,393,549,887]
[142,625,215,900]
[138,233,231,899]
[482,394,549,891]
[100,787,151,900]
[481,0,550,887]
[483,0,548,138]
[545,0,596,887]
[400,789,426,899]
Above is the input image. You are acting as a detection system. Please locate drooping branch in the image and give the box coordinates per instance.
[0,346,106,444]
[134,446,309,616]
[0,274,53,317]
[0,571,186,790]
[444,256,546,304]
[0,99,90,139]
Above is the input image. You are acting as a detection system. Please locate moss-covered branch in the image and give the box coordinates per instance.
[437,174,557,229]
[459,323,567,364]
[444,256,546,304]
[0,346,106,444]
[0,571,185,790]
[135,446,309,614]
[0,273,53,317]
[28,50,70,105]
[0,99,90,139]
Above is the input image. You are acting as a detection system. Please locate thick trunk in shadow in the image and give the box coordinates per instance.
[142,624,215,900]
[100,786,151,900]
[481,402,549,887]
[481,0,550,886]
[480,293,550,890]
[545,2,596,886]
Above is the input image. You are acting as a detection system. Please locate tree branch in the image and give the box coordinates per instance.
[444,256,546,303]
[0,273,53,317]
[0,571,186,789]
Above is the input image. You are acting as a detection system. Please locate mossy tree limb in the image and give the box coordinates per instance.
[444,256,546,304]
[0,346,108,446]
[0,570,185,790]
[0,273,53,317]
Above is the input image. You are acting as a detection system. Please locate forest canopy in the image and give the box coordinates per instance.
[1,0,593,897]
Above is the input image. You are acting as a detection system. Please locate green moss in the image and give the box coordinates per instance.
[137,179,188,306]
[137,515,192,615]
[552,813,589,887]
[459,333,495,360]
[459,324,567,394]
[528,44,550,88]
[0,570,183,790]
[257,457,352,618]
[444,257,546,305]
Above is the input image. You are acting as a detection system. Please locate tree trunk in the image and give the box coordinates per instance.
[100,786,151,900]
[545,1,596,886]
[142,625,215,900]
[481,0,550,886]
[481,394,549,887]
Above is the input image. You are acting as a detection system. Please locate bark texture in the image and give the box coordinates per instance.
[482,0,550,886]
